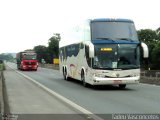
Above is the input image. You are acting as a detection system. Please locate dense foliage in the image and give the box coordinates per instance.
[33,33,60,64]
[0,53,14,61]
[137,28,160,69]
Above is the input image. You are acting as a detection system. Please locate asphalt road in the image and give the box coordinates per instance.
[5,62,160,119]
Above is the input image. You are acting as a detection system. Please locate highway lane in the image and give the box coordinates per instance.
[6,62,160,115]
[4,63,102,120]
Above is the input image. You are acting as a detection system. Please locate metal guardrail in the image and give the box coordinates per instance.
[39,63,59,70]
[38,63,160,79]
[140,70,160,85]
[141,70,160,79]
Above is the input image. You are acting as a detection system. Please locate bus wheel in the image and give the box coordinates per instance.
[63,68,69,80]
[63,70,67,80]
[81,71,87,87]
[119,84,126,89]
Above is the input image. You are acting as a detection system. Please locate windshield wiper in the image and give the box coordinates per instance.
[96,37,115,42]
[116,38,134,42]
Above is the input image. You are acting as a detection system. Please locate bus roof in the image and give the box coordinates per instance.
[90,18,134,23]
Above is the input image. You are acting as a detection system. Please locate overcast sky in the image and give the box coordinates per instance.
[0,0,160,53]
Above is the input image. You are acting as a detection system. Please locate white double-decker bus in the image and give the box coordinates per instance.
[59,18,148,88]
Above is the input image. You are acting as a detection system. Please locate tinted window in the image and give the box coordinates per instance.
[93,44,140,70]
[91,21,138,41]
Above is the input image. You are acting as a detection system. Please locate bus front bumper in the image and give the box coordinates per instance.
[91,76,140,85]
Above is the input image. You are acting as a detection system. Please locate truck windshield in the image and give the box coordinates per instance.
[22,54,37,60]
[93,44,140,70]
[91,21,138,41]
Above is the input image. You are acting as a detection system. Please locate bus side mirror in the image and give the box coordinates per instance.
[89,43,94,58]
[141,42,149,58]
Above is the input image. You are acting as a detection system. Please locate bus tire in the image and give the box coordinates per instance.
[63,68,69,80]
[119,84,126,89]
[81,71,87,87]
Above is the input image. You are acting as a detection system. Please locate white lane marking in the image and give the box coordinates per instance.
[140,83,160,87]
[7,64,104,120]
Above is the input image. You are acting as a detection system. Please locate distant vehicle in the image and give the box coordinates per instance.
[59,18,148,88]
[16,51,38,71]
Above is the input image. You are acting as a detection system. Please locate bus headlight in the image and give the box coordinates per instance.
[131,73,139,77]
[94,73,106,78]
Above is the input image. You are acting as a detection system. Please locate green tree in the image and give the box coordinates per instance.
[156,27,160,41]
[0,53,13,61]
[24,49,34,51]
[137,29,160,69]
[33,45,50,63]
[137,29,157,43]
[151,41,160,69]
[47,33,60,63]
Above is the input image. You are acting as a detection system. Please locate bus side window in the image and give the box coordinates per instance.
[85,45,91,67]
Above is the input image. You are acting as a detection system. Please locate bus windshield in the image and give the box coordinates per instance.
[93,44,140,70]
[91,21,138,41]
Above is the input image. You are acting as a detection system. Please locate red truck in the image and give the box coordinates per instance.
[16,51,38,71]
